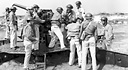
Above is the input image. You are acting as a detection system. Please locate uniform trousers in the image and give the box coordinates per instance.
[10,26,17,48]
[23,39,33,69]
[5,22,10,39]
[48,31,58,48]
[81,36,97,70]
[50,25,65,49]
[69,37,82,66]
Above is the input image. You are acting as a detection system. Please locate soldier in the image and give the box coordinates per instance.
[19,6,34,39]
[22,17,38,70]
[32,4,45,50]
[65,17,82,67]
[49,7,66,49]
[62,4,76,25]
[4,7,10,39]
[79,13,98,70]
[75,1,85,20]
[98,17,114,50]
[9,6,18,49]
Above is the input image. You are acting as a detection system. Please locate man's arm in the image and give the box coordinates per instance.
[34,13,45,23]
[79,22,84,38]
[95,23,98,43]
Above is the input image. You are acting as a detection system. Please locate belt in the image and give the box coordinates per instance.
[70,35,79,39]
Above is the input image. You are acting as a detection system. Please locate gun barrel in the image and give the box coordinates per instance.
[12,4,27,10]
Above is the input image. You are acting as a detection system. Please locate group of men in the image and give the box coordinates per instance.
[4,1,114,70]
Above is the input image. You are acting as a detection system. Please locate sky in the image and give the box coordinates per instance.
[0,0,128,15]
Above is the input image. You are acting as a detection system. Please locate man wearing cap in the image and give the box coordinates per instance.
[9,6,18,49]
[49,7,66,49]
[62,4,76,25]
[4,7,10,39]
[22,17,38,70]
[98,17,114,50]
[75,1,85,20]
[65,17,82,67]
[32,4,45,50]
[19,6,34,39]
[79,13,98,70]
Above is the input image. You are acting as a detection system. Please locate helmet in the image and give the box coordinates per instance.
[85,13,93,18]
[10,6,17,10]
[101,17,108,21]
[75,1,81,5]
[5,7,9,11]
[32,4,39,8]
[66,4,73,9]
[56,7,63,11]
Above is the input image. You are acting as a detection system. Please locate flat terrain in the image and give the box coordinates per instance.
[0,23,128,70]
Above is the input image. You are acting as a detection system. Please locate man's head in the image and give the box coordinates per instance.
[85,13,93,21]
[10,6,17,13]
[56,7,63,14]
[27,17,34,24]
[76,15,84,24]
[5,7,10,12]
[101,17,108,26]
[75,1,81,9]
[27,6,33,14]
[66,4,73,13]
[71,18,77,23]
[37,9,43,18]
[32,4,40,12]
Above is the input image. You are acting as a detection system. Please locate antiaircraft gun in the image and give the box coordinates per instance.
[12,3,54,53]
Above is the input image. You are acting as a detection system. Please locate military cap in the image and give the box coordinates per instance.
[5,7,10,11]
[101,17,108,21]
[75,1,81,5]
[32,4,39,8]
[56,7,63,11]
[66,4,73,9]
[10,6,17,10]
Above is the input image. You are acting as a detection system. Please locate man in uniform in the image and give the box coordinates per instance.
[79,13,98,70]
[98,17,114,50]
[22,17,38,70]
[32,4,45,50]
[4,7,10,39]
[62,4,76,25]
[9,6,18,49]
[75,1,85,20]
[19,6,34,39]
[49,7,66,49]
[66,17,82,67]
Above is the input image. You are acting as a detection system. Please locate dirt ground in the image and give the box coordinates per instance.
[1,23,128,70]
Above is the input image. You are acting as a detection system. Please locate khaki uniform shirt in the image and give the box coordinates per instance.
[51,12,63,26]
[66,22,81,37]
[23,22,36,42]
[9,12,17,30]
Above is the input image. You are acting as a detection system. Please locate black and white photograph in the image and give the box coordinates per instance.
[0,0,128,70]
